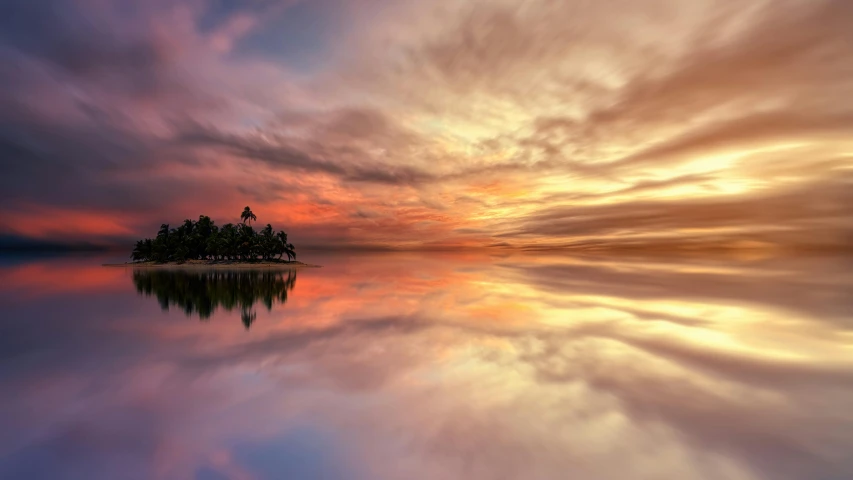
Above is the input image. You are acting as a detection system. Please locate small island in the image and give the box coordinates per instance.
[106,206,318,269]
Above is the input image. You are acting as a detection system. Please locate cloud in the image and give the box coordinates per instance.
[498,253,853,326]
[494,172,853,249]
[0,0,173,79]
[519,330,852,480]
[0,0,851,248]
[3,253,853,479]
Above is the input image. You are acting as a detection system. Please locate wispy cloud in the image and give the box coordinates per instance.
[0,0,850,248]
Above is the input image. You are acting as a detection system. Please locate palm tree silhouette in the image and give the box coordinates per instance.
[129,208,296,264]
[275,231,296,261]
[240,206,257,226]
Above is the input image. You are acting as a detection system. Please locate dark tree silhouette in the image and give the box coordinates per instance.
[132,269,297,329]
[241,310,258,330]
[129,207,296,263]
[240,206,257,226]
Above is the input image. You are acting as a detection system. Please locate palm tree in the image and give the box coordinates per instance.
[222,223,240,261]
[131,239,149,261]
[238,223,256,260]
[275,231,290,261]
[130,208,295,264]
[205,230,220,260]
[157,224,170,239]
[283,243,296,262]
[260,224,275,260]
[240,206,257,226]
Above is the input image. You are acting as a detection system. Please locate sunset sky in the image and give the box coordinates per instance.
[0,0,851,249]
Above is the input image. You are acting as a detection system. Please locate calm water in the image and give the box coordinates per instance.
[1,251,852,480]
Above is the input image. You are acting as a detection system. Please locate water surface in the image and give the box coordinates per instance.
[1,252,851,480]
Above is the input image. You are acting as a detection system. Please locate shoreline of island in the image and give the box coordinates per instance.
[103,260,320,269]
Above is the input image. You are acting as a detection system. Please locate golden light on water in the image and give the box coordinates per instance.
[0,0,852,478]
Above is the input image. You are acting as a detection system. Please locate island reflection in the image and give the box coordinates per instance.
[1,252,852,480]
[131,269,297,329]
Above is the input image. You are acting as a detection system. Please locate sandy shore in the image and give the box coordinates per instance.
[103,260,321,269]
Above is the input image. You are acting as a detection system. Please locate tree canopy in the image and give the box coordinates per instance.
[240,206,257,226]
[131,207,295,263]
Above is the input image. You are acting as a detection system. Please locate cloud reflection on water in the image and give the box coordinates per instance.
[0,252,851,479]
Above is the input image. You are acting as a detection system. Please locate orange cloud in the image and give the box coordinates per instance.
[0,0,850,250]
[1,206,140,240]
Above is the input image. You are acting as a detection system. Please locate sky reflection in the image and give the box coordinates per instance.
[0,252,851,480]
